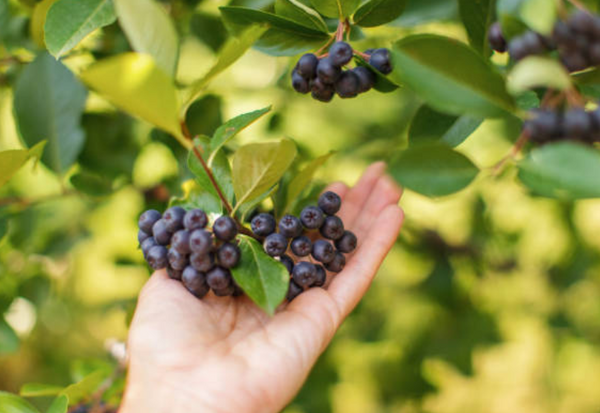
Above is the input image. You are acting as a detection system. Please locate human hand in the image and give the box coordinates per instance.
[120,163,404,413]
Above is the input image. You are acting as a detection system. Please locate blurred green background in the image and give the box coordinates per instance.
[2,0,600,412]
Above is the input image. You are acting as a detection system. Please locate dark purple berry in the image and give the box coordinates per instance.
[206,267,232,290]
[183,209,208,230]
[329,41,353,66]
[190,252,215,272]
[217,243,241,269]
[525,109,562,142]
[564,108,592,138]
[312,239,335,263]
[297,53,318,79]
[152,219,171,245]
[561,51,588,72]
[167,266,183,281]
[171,230,191,254]
[213,216,238,241]
[279,214,303,238]
[325,251,346,273]
[300,206,324,230]
[521,31,547,55]
[369,49,392,74]
[320,216,345,240]
[138,229,151,244]
[182,266,209,298]
[251,213,276,236]
[163,206,186,232]
[508,37,530,61]
[488,22,507,52]
[138,209,161,233]
[316,58,342,84]
[292,262,317,287]
[287,280,303,301]
[335,230,357,253]
[569,10,596,34]
[292,69,310,94]
[313,265,326,287]
[264,233,288,257]
[141,237,158,257]
[311,77,335,102]
[280,254,294,274]
[290,236,312,257]
[213,284,236,297]
[189,229,213,255]
[168,248,188,271]
[353,66,376,93]
[335,70,360,98]
[146,245,168,270]
[589,43,600,66]
[318,191,341,215]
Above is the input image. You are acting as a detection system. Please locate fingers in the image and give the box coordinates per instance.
[334,162,387,227]
[350,176,403,242]
[328,204,404,318]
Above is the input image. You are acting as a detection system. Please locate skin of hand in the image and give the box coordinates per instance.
[120,163,404,413]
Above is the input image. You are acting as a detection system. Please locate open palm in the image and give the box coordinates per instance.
[120,163,404,413]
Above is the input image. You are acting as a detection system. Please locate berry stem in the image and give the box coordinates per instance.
[492,129,531,176]
[354,50,371,60]
[180,121,234,215]
[565,0,589,12]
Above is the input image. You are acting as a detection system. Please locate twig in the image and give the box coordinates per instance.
[566,0,589,11]
[492,130,531,175]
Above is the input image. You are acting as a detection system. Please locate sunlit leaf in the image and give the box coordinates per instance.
[45,396,68,413]
[231,236,289,315]
[458,0,494,55]
[232,139,297,209]
[114,0,179,76]
[45,0,116,58]
[61,370,109,404]
[409,105,482,148]
[284,152,333,213]
[0,319,19,355]
[508,56,571,94]
[309,0,360,18]
[80,53,185,142]
[187,137,234,205]
[275,0,329,32]
[30,0,59,48]
[0,391,40,413]
[20,384,64,398]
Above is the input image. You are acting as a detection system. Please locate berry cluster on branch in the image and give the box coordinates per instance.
[524,107,600,144]
[292,41,392,102]
[251,191,357,301]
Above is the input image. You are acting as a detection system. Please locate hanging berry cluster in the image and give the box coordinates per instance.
[291,41,393,102]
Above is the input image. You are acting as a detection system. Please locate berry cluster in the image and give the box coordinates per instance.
[251,191,357,301]
[138,207,243,299]
[489,10,600,72]
[524,107,600,144]
[291,41,393,102]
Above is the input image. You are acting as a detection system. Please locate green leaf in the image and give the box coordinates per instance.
[518,142,600,199]
[0,216,8,243]
[187,137,235,205]
[520,0,557,35]
[0,150,28,188]
[390,34,515,118]
[174,190,223,216]
[275,0,329,32]
[231,236,289,315]
[354,55,400,93]
[185,95,223,138]
[80,53,185,142]
[61,370,109,404]
[458,0,494,55]
[13,53,87,174]
[389,144,480,197]
[284,152,333,214]
[219,6,328,56]
[309,0,360,18]
[232,139,297,210]
[20,384,64,398]
[409,105,482,148]
[353,0,408,27]
[114,0,179,77]
[183,24,268,112]
[46,396,68,413]
[209,106,272,159]
[0,318,19,355]
[508,56,571,94]
[70,171,113,196]
[0,392,40,413]
[45,0,116,58]
[30,0,60,48]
